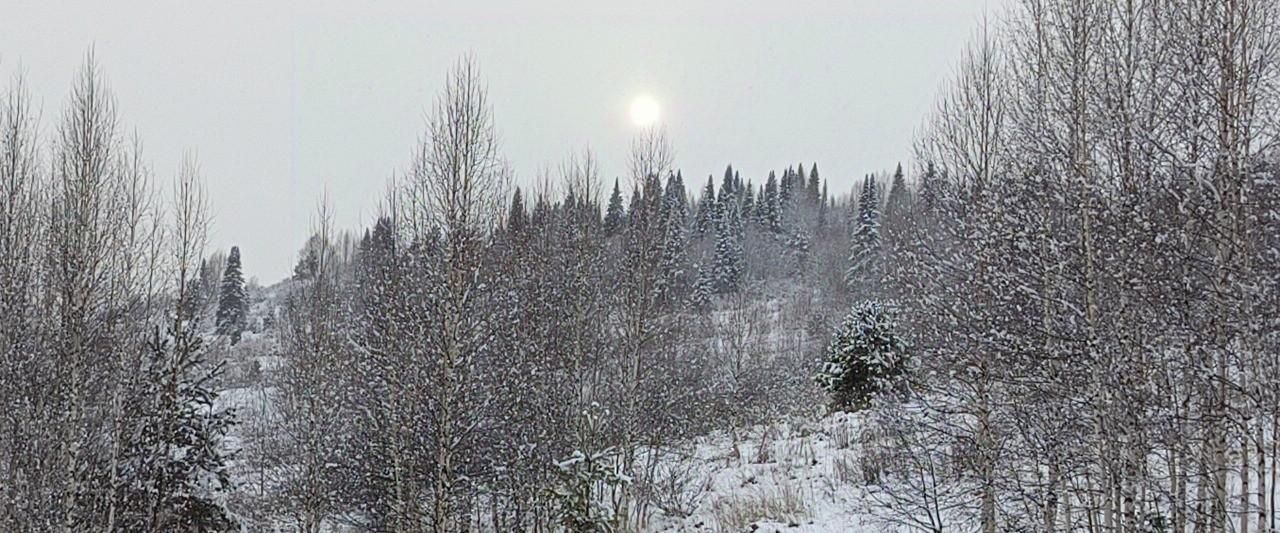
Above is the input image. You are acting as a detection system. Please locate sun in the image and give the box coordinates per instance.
[630,94,661,128]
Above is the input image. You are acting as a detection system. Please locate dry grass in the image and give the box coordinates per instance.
[828,419,855,450]
[708,477,810,531]
[780,434,816,469]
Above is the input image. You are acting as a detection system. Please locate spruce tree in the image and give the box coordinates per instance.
[197,259,220,316]
[604,180,624,237]
[807,164,821,205]
[691,263,715,310]
[816,300,909,411]
[663,171,688,223]
[122,323,238,531]
[845,176,881,291]
[883,163,911,244]
[293,247,318,281]
[795,165,804,195]
[718,165,735,207]
[657,172,690,304]
[643,173,663,222]
[779,167,795,209]
[215,246,247,343]
[604,179,624,237]
[817,180,829,232]
[509,187,528,234]
[627,185,643,227]
[531,192,552,228]
[713,194,744,293]
[761,171,780,231]
[695,175,716,236]
[918,161,940,214]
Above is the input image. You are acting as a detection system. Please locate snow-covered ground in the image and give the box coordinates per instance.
[642,411,884,533]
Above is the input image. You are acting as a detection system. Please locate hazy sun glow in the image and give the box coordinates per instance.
[630,94,660,128]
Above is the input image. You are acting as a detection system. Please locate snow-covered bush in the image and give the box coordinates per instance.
[548,403,631,532]
[635,450,712,520]
[549,447,630,532]
[815,300,909,411]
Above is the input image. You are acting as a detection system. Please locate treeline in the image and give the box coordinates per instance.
[857,1,1280,532]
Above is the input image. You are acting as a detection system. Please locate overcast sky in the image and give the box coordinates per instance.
[2,0,995,283]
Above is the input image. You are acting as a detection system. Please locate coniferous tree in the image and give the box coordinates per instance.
[882,163,911,243]
[509,187,528,234]
[807,164,821,205]
[293,247,318,282]
[795,163,807,205]
[845,176,881,291]
[663,170,688,223]
[215,246,247,343]
[718,165,735,208]
[816,300,909,411]
[917,161,940,214]
[691,263,715,311]
[196,259,220,315]
[604,178,626,238]
[713,192,745,293]
[761,171,780,230]
[122,324,238,532]
[531,192,552,228]
[626,185,643,227]
[817,180,829,233]
[779,167,795,210]
[657,172,690,304]
[695,175,716,236]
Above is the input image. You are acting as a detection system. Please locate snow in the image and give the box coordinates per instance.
[643,411,891,533]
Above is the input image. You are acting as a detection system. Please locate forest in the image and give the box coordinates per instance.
[3,0,1280,532]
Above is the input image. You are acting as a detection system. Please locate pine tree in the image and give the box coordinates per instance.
[215,246,247,343]
[845,176,881,291]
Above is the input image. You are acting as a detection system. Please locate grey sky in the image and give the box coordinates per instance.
[2,0,994,282]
